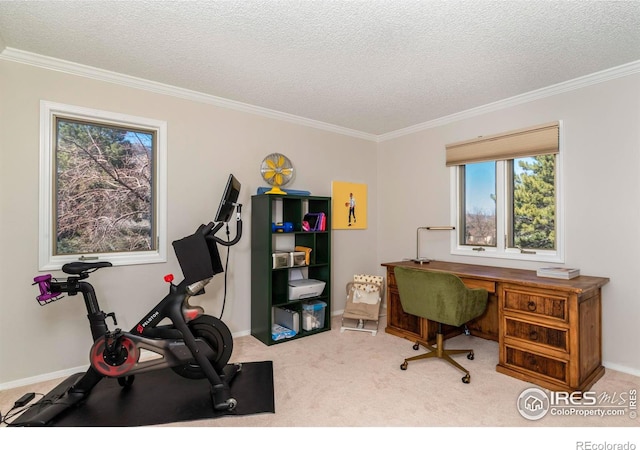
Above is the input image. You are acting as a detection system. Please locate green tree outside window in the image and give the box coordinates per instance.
[511,155,556,250]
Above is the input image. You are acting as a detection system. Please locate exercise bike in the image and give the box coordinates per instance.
[11,175,244,426]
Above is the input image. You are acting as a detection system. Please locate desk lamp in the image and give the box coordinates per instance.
[412,226,455,264]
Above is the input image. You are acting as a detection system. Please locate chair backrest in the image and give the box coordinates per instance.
[394,266,488,327]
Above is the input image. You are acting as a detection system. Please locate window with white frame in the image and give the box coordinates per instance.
[39,101,167,270]
[448,122,563,262]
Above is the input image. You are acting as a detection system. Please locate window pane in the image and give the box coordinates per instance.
[55,118,155,255]
[511,155,556,250]
[462,161,496,246]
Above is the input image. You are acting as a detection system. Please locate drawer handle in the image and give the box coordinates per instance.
[527,301,537,312]
[529,330,539,341]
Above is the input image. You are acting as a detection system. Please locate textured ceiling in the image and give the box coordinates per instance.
[1,1,640,136]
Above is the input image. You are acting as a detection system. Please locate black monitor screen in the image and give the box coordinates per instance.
[215,174,241,222]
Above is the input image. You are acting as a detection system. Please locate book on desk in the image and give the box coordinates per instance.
[536,267,580,279]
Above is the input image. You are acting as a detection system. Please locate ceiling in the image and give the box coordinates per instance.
[1,1,640,137]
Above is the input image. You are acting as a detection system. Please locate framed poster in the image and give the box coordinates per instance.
[332,181,367,230]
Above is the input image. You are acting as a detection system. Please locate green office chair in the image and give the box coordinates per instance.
[394,266,488,383]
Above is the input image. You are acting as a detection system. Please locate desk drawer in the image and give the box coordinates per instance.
[504,317,568,352]
[503,288,568,322]
[505,345,568,384]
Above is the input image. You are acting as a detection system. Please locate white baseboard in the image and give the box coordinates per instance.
[602,361,640,378]
[0,364,90,391]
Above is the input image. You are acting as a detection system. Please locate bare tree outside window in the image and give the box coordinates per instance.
[55,118,156,255]
[39,101,167,270]
[462,161,497,247]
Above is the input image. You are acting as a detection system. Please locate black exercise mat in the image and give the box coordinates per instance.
[19,361,274,427]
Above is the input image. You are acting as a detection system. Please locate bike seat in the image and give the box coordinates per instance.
[62,261,113,275]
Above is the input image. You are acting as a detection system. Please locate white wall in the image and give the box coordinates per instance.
[2,57,639,387]
[0,60,379,386]
[378,73,640,375]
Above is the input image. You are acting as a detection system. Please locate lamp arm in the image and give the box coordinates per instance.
[414,226,455,264]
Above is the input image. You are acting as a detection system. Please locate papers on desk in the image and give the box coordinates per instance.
[536,267,580,279]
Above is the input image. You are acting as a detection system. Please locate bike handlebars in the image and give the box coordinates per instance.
[32,204,243,305]
[205,204,243,247]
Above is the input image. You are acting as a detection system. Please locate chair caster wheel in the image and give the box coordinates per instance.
[412,343,420,351]
[400,361,408,370]
[467,351,474,360]
[462,374,470,384]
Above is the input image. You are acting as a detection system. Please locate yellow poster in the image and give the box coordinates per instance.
[332,181,367,229]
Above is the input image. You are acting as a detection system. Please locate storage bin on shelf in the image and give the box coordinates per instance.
[301,300,327,331]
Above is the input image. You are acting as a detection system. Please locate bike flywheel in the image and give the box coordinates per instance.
[90,334,139,377]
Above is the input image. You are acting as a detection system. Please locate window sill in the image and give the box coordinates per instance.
[39,251,166,271]
[450,247,564,264]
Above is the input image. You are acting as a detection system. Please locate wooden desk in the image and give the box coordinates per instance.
[382,260,610,392]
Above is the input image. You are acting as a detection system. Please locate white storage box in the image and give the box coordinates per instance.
[289,251,307,267]
[288,279,326,301]
[272,252,289,269]
[274,249,306,268]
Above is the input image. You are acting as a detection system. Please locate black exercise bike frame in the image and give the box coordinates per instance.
[18,214,243,425]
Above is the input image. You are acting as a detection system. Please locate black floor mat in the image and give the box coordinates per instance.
[12,361,274,427]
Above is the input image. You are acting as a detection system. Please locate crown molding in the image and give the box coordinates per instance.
[0,47,378,142]
[2,47,638,143]
[378,59,640,142]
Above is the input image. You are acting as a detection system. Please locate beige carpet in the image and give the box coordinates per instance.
[1,314,638,432]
